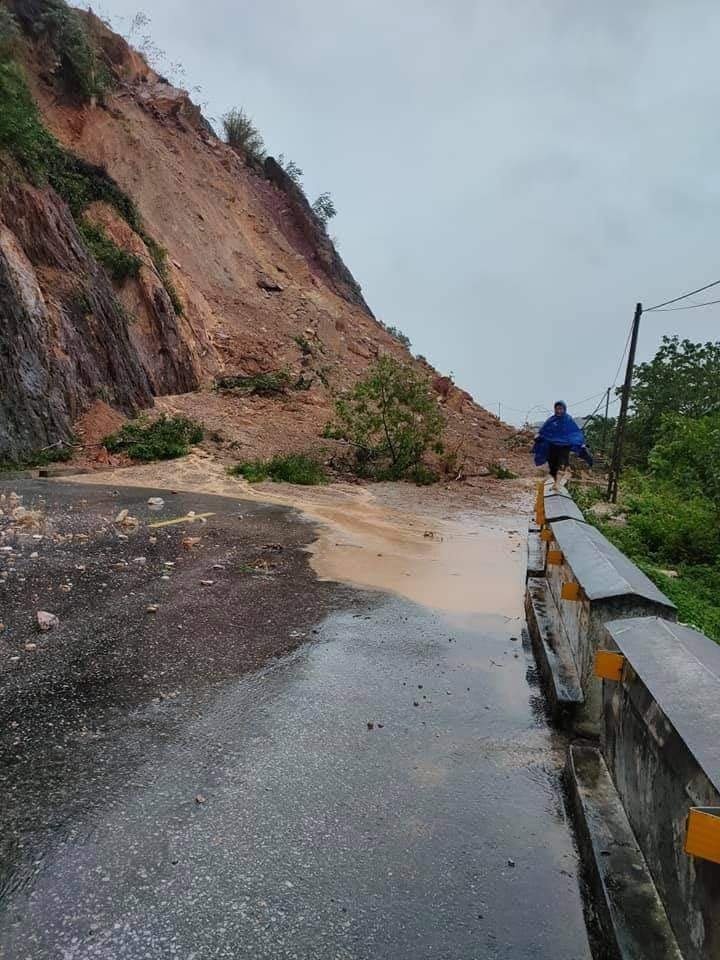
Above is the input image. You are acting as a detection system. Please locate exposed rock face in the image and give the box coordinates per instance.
[0,180,153,461]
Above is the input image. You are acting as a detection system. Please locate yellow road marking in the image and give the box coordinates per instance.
[148,512,215,528]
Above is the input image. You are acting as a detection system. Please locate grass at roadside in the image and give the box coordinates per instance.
[228,454,328,486]
[572,477,720,642]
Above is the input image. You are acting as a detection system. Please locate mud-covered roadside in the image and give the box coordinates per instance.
[0,480,359,896]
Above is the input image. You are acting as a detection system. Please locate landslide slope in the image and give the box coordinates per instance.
[0,1,525,475]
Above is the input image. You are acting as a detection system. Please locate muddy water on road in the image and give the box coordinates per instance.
[69,455,527,616]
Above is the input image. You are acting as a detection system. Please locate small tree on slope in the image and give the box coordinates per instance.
[324,355,444,480]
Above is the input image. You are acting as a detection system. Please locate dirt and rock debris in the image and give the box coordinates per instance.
[1,2,529,478]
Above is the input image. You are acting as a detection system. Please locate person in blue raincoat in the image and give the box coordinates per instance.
[533,401,592,491]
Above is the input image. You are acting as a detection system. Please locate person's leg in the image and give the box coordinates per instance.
[557,447,571,489]
[548,446,560,486]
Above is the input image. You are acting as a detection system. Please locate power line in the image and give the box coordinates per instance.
[567,388,608,408]
[649,296,720,312]
[645,278,720,312]
[610,319,633,389]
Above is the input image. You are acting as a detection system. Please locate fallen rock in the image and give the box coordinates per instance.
[146,604,159,613]
[24,642,37,651]
[147,497,164,506]
[182,537,201,550]
[36,610,59,632]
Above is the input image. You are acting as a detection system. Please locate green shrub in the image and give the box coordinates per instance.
[36,0,112,100]
[0,440,74,473]
[229,454,328,486]
[294,334,312,355]
[408,464,439,485]
[214,369,291,396]
[649,564,720,642]
[103,415,203,461]
[379,322,411,349]
[487,462,517,480]
[78,220,141,284]
[324,355,443,481]
[222,108,265,161]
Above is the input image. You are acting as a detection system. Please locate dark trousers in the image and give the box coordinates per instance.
[548,445,570,479]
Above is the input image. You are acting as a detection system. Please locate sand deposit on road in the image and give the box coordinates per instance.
[65,454,530,617]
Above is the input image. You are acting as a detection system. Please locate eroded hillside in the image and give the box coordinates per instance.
[0,0,527,476]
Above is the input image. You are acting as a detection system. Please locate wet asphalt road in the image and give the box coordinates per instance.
[0,481,593,959]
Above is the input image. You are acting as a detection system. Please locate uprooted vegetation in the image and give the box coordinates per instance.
[214,370,292,396]
[229,454,328,486]
[102,415,203,461]
[324,355,444,482]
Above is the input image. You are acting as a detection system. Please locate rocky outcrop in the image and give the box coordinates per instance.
[262,157,372,315]
[0,180,152,461]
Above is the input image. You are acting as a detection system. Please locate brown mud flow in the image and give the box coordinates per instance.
[67,455,530,617]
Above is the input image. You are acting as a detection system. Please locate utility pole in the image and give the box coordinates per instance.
[600,386,611,455]
[607,302,642,502]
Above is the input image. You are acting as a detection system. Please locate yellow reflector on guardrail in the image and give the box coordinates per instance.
[547,550,564,565]
[594,650,625,682]
[685,808,720,865]
[561,582,580,601]
[540,529,553,542]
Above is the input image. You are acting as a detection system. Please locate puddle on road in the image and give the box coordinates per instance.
[67,454,528,617]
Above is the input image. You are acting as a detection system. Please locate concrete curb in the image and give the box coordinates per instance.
[566,743,684,960]
[525,576,583,723]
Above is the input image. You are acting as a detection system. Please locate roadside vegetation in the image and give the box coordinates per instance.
[576,336,720,642]
[229,454,328,486]
[324,355,443,483]
[0,441,74,475]
[103,415,203,461]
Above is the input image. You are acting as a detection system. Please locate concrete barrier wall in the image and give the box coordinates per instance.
[526,487,720,958]
[602,618,720,960]
[543,507,676,735]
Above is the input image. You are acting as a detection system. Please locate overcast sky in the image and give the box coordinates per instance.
[95,0,720,425]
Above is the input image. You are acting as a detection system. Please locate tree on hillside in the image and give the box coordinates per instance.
[312,191,336,226]
[324,355,443,480]
[628,336,720,462]
[649,411,720,504]
[277,153,303,186]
